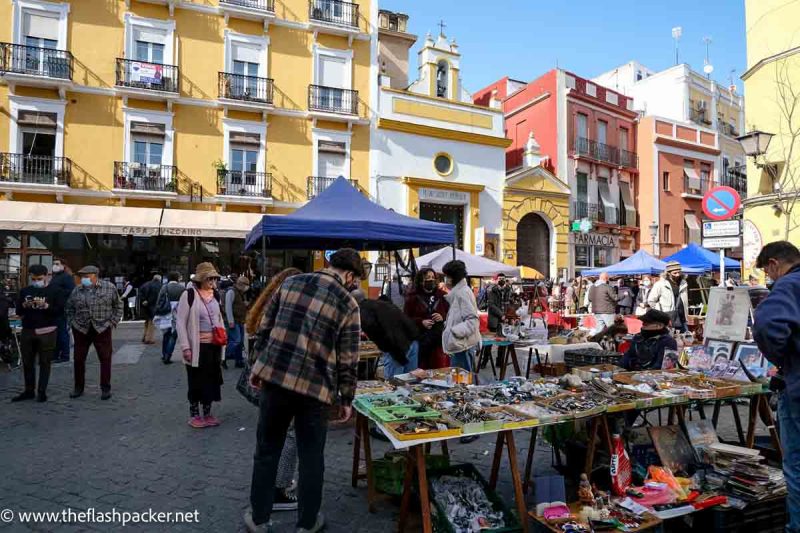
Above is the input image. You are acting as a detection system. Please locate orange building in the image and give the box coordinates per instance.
[637,116,720,257]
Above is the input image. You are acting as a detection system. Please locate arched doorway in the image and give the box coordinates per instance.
[517,213,550,278]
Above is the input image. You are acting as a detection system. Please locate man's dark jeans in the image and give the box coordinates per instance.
[250,384,328,529]
[779,391,800,533]
[55,316,70,360]
[20,329,56,394]
[73,326,113,392]
[162,328,177,361]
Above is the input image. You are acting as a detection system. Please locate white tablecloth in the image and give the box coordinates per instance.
[514,342,602,367]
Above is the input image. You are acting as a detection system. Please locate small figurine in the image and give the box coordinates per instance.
[578,473,595,504]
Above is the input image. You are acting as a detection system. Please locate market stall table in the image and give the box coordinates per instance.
[478,336,520,380]
[529,502,663,532]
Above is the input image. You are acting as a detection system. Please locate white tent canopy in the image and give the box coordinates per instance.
[414,246,521,278]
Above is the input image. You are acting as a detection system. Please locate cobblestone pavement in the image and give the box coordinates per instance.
[0,324,761,532]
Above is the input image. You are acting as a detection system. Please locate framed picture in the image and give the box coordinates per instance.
[704,339,735,364]
[704,287,751,341]
[735,343,767,378]
[684,346,711,371]
[662,349,680,370]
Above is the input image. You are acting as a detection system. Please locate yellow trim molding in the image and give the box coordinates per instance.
[433,152,454,176]
[403,176,485,193]
[393,98,493,129]
[379,118,512,148]
[382,86,501,113]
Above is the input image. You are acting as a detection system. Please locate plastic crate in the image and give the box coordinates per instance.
[373,452,450,496]
[427,463,522,533]
[563,348,621,368]
[694,494,785,533]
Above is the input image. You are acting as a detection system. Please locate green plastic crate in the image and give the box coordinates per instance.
[373,452,450,496]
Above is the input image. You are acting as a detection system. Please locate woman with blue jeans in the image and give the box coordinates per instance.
[441,260,481,374]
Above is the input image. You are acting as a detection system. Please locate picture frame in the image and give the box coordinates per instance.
[734,343,767,378]
[704,338,736,364]
[704,287,751,341]
[684,346,711,371]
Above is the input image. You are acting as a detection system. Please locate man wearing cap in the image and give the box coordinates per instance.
[647,261,689,333]
[621,309,678,370]
[223,275,250,369]
[65,265,123,400]
[246,248,363,533]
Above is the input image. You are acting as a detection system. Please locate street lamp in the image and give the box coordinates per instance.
[738,130,775,160]
[648,221,659,256]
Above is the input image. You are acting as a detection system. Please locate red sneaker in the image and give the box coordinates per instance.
[204,415,220,427]
[188,416,207,428]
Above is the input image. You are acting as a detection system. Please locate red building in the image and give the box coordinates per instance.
[475,70,640,274]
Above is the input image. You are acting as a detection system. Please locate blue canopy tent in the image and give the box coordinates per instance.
[582,249,667,277]
[662,242,740,273]
[244,177,456,251]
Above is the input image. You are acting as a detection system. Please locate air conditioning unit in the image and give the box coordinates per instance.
[697,101,707,111]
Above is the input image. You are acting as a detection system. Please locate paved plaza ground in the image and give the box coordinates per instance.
[0,324,760,532]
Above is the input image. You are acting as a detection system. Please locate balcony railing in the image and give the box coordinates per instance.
[217,169,272,198]
[690,108,711,126]
[718,122,739,137]
[683,175,712,196]
[220,0,275,11]
[307,176,357,199]
[218,72,274,104]
[116,58,179,94]
[309,0,359,28]
[0,153,71,185]
[114,161,177,192]
[572,200,620,225]
[574,137,638,169]
[722,165,747,198]
[308,85,358,115]
[0,43,73,80]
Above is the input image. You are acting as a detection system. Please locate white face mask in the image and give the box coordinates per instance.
[52,264,64,273]
[643,280,651,287]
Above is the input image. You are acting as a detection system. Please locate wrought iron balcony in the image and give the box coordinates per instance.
[572,200,620,225]
[722,164,747,198]
[217,169,272,198]
[115,58,179,94]
[683,174,712,196]
[690,108,711,126]
[619,147,639,169]
[0,43,73,80]
[0,153,71,186]
[220,0,275,12]
[308,85,358,115]
[309,0,359,28]
[218,72,274,104]
[114,161,177,192]
[574,137,638,169]
[307,176,358,199]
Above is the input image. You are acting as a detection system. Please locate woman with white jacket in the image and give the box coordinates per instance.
[647,262,689,331]
[441,260,481,372]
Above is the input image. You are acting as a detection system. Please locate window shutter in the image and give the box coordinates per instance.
[134,28,166,45]
[24,13,59,41]
[319,55,346,88]
[17,111,57,129]
[229,131,261,146]
[232,43,261,65]
[130,121,166,138]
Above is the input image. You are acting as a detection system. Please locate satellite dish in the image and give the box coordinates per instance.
[704,64,714,74]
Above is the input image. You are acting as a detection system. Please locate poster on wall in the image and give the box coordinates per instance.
[484,234,499,261]
[704,287,751,341]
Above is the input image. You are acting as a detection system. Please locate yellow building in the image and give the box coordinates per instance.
[0,0,374,289]
[741,0,800,275]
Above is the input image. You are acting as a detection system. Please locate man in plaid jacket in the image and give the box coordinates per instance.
[246,248,363,533]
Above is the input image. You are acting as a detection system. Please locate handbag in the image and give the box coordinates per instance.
[200,294,228,346]
[236,359,261,407]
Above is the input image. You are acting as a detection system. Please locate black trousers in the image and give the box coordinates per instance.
[20,329,56,394]
[250,384,328,528]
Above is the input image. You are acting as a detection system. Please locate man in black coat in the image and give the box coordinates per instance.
[352,291,419,379]
[621,309,678,371]
[138,274,162,345]
[49,258,75,362]
[487,274,512,334]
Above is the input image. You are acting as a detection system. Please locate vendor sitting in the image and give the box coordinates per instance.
[621,310,677,370]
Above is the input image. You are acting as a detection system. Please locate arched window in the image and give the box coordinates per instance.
[436,60,449,98]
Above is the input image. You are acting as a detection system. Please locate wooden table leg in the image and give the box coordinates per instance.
[489,431,506,489]
[523,427,539,494]
[585,416,600,476]
[505,431,530,533]
[676,405,687,425]
[362,416,376,513]
[746,396,759,448]
[599,414,613,454]
[758,395,783,460]
[697,402,707,420]
[499,345,509,380]
[510,346,522,377]
[440,440,450,460]
[730,402,746,445]
[351,413,363,488]
[415,445,433,533]
[525,347,534,379]
[398,446,415,533]
[712,400,722,429]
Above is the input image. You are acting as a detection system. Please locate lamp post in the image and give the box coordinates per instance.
[648,221,659,256]
[738,130,774,159]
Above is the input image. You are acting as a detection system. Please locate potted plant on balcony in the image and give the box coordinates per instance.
[213,159,227,195]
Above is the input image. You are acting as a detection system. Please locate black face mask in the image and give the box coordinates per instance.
[423,280,436,292]
[641,327,667,338]
[498,280,506,287]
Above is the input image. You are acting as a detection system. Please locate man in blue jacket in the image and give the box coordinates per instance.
[752,240,800,533]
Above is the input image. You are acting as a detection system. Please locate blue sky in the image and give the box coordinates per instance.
[384,0,747,94]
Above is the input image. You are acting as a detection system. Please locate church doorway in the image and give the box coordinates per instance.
[517,213,550,278]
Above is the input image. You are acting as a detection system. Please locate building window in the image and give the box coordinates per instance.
[133,138,163,166]
[593,247,611,268]
[700,162,711,184]
[662,171,670,191]
[619,127,629,152]
[434,153,453,176]
[135,40,164,63]
[663,224,671,243]
[597,120,608,145]
[224,31,269,97]
[317,140,347,178]
[436,60,449,98]
[576,113,588,140]
[13,1,70,50]
[575,245,590,267]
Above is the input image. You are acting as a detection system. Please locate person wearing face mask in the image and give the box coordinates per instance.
[176,262,226,428]
[487,273,512,335]
[752,241,800,532]
[621,309,677,371]
[635,276,653,316]
[245,248,362,533]
[223,275,250,370]
[647,262,689,333]
[404,268,449,369]
[65,265,123,400]
[49,258,75,363]
[11,265,65,402]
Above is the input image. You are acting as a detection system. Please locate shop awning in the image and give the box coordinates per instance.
[159,209,264,239]
[597,180,617,224]
[684,213,701,244]
[0,201,162,236]
[582,249,666,276]
[619,183,636,227]
[663,242,740,273]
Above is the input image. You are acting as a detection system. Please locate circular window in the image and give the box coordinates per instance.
[434,153,453,176]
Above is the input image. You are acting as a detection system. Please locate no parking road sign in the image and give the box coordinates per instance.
[702,186,741,221]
